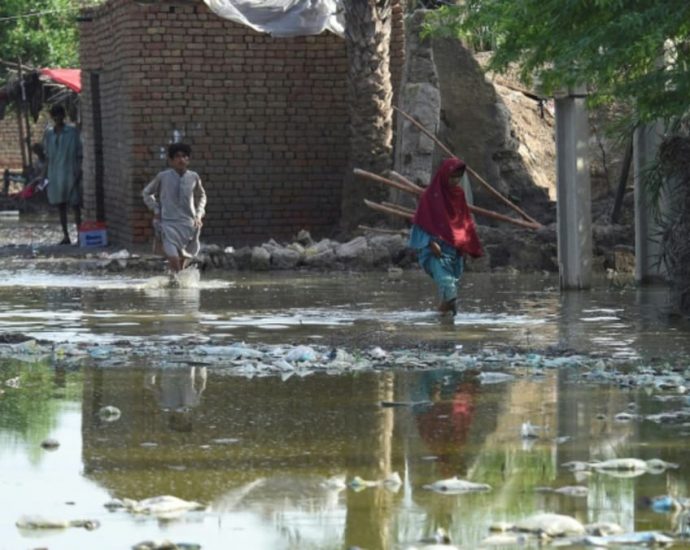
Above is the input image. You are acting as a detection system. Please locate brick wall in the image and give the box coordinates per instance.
[0,113,46,172]
[79,0,350,247]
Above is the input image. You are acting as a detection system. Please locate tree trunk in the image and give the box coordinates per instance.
[658,136,690,315]
[339,0,394,234]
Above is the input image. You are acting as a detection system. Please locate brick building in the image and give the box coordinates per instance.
[80,1,352,247]
[0,115,46,173]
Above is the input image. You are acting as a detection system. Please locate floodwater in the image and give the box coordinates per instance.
[2,216,690,549]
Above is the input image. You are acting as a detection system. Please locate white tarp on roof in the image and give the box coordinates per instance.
[203,0,344,38]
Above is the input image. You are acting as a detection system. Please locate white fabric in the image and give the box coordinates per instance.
[203,0,344,38]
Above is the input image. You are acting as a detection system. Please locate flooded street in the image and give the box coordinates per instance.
[2,217,690,548]
[0,267,687,358]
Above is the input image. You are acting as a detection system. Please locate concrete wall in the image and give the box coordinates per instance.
[79,0,351,247]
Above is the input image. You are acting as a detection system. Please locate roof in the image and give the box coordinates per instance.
[40,68,81,93]
[0,67,81,122]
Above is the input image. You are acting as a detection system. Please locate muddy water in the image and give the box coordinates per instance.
[3,362,690,549]
[0,268,687,357]
[1,250,690,547]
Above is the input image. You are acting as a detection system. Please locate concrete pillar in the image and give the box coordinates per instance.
[555,86,592,290]
[633,121,665,283]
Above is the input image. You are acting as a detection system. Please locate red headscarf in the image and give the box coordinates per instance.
[412,157,483,258]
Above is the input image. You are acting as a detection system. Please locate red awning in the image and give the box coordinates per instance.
[40,68,81,93]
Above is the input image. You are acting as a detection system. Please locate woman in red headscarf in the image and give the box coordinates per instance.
[408,157,483,315]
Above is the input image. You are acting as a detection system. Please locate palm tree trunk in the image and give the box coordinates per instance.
[340,0,394,234]
[658,136,690,315]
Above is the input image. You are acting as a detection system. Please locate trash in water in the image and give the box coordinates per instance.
[520,421,541,439]
[423,477,491,494]
[583,531,675,546]
[478,371,515,384]
[132,541,201,550]
[513,512,585,536]
[40,438,60,450]
[285,345,317,363]
[642,495,682,513]
[117,495,204,519]
[16,516,100,531]
[348,472,401,492]
[98,405,122,422]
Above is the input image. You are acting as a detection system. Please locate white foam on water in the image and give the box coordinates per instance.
[581,316,620,322]
[0,269,231,291]
[174,267,201,288]
[142,275,173,290]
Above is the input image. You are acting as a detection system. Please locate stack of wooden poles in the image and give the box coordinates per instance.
[356,107,543,232]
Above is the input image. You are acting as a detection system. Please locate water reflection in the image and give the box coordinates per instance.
[2,269,690,548]
[2,362,690,548]
[144,366,207,432]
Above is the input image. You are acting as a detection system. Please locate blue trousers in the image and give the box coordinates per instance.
[418,246,464,303]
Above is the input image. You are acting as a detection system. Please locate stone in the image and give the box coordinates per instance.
[335,237,369,260]
[250,246,271,270]
[271,246,301,269]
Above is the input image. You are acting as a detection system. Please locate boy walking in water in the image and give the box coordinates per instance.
[142,143,207,273]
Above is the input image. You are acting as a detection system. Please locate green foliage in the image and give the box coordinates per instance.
[0,359,82,462]
[423,0,690,126]
[0,0,101,74]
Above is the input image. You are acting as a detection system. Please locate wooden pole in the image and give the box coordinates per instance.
[14,105,27,170]
[364,199,413,221]
[358,224,408,235]
[357,168,541,230]
[469,204,541,230]
[16,59,31,169]
[382,201,415,216]
[354,168,421,196]
[393,106,542,227]
[385,170,424,192]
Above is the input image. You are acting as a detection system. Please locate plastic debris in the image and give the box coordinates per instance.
[4,376,20,388]
[481,532,529,546]
[584,531,675,546]
[40,438,60,450]
[423,477,491,494]
[120,495,204,518]
[514,512,585,536]
[520,421,541,439]
[646,495,682,513]
[478,372,515,384]
[98,406,122,422]
[16,516,100,530]
[285,345,317,363]
[348,472,401,492]
[368,346,388,360]
[133,541,201,550]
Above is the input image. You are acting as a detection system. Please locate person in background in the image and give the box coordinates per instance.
[142,142,207,273]
[42,104,83,245]
[25,143,46,189]
[408,157,483,316]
